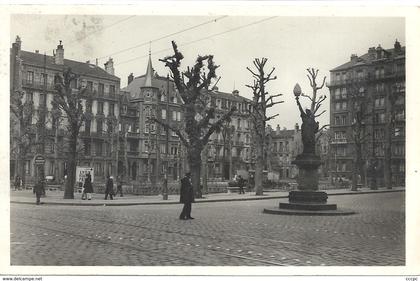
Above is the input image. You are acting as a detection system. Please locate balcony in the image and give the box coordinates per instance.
[22,80,54,91]
[331,138,348,144]
[127,132,140,138]
[127,150,140,157]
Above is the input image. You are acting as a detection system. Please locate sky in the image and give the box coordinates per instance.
[10,15,405,129]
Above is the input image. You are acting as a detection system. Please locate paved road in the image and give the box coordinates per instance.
[10,192,405,266]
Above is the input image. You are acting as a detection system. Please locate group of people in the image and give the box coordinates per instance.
[27,170,197,220]
[13,175,23,191]
[81,174,124,200]
[234,174,246,194]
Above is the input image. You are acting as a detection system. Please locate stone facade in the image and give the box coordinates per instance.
[328,40,405,186]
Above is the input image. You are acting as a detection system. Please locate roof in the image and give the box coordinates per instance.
[209,90,251,102]
[124,72,251,103]
[143,54,154,87]
[331,46,405,72]
[20,50,120,82]
[270,129,296,139]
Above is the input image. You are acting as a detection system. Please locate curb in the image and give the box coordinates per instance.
[10,189,404,207]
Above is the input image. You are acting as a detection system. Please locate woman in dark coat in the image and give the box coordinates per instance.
[179,172,194,220]
[104,175,114,200]
[83,173,93,200]
[33,178,45,205]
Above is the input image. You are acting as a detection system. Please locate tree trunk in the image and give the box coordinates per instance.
[352,142,363,190]
[64,128,77,199]
[201,146,208,195]
[384,127,392,189]
[255,136,264,195]
[188,148,202,198]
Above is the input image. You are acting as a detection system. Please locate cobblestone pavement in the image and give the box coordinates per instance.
[10,192,405,266]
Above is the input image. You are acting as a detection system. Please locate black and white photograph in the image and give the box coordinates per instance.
[2,3,420,277]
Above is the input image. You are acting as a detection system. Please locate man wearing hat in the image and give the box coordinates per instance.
[179,172,194,220]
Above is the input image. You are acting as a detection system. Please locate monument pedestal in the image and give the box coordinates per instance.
[264,153,355,216]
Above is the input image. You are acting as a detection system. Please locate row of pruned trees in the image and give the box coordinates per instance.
[11,40,328,199]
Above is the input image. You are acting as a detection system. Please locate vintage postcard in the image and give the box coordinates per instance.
[1,2,419,278]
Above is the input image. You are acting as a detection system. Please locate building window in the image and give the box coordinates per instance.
[109,103,115,116]
[85,120,91,134]
[42,73,48,87]
[39,93,46,106]
[94,162,103,176]
[97,120,103,133]
[25,160,31,175]
[334,88,341,99]
[98,83,104,95]
[335,102,341,111]
[97,102,104,115]
[337,146,346,156]
[177,112,181,121]
[335,72,341,81]
[172,111,177,121]
[341,88,347,99]
[84,140,91,155]
[87,81,93,92]
[160,144,166,154]
[394,127,404,137]
[109,85,115,95]
[27,71,34,84]
[70,79,78,89]
[96,142,103,156]
[357,70,364,79]
[162,109,166,119]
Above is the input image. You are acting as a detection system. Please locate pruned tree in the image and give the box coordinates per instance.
[153,41,236,198]
[52,68,86,199]
[246,58,283,195]
[10,89,34,186]
[346,80,371,190]
[384,79,405,189]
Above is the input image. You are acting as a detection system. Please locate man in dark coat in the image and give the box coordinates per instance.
[237,175,245,194]
[104,175,114,200]
[83,173,93,200]
[179,172,194,220]
[33,178,45,205]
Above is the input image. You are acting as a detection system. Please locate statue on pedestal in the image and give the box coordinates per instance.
[296,96,319,155]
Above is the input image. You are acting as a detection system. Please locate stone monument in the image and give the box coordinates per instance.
[264,80,354,215]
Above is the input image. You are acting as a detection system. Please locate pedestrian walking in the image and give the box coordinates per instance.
[33,178,45,205]
[237,175,245,194]
[116,176,123,197]
[104,175,114,200]
[179,172,194,220]
[14,175,21,191]
[82,173,93,200]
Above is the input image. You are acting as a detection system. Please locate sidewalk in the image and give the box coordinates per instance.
[10,186,405,206]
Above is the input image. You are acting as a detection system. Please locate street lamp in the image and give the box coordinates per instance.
[293,83,302,97]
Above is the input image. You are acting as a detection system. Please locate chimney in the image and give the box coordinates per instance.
[232,89,239,96]
[394,39,402,53]
[104,58,114,75]
[128,73,134,85]
[54,40,64,65]
[213,86,219,91]
[35,50,39,54]
[295,123,299,132]
[86,60,90,64]
[276,124,281,135]
[368,47,376,58]
[12,36,22,52]
[350,54,358,61]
